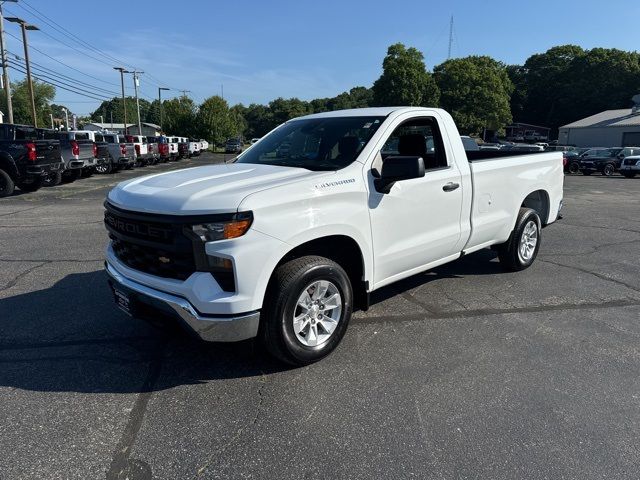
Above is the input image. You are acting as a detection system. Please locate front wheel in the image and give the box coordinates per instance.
[260,256,353,366]
[568,162,580,174]
[497,208,542,272]
[602,163,616,176]
[43,171,62,187]
[95,162,112,174]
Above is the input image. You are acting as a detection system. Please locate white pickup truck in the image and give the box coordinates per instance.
[104,107,563,365]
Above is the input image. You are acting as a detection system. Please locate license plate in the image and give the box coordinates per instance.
[112,286,132,315]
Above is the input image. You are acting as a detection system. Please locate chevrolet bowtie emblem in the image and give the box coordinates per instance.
[158,256,171,264]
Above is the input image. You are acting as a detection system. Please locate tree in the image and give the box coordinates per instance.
[268,97,311,125]
[90,96,151,127]
[0,79,55,127]
[372,43,440,107]
[244,103,275,138]
[161,96,196,136]
[434,56,514,135]
[197,96,235,145]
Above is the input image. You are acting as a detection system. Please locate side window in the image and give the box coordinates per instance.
[381,117,447,170]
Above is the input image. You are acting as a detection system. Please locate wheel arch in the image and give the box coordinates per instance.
[269,234,370,311]
[521,189,550,225]
[0,153,18,180]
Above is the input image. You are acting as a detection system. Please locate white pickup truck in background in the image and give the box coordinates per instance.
[104,107,563,365]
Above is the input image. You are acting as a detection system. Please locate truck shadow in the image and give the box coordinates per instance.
[370,248,501,306]
[0,249,501,394]
[0,270,284,394]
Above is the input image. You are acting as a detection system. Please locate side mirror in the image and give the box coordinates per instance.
[374,156,425,194]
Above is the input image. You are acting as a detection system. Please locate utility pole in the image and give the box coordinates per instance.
[0,1,17,124]
[447,15,454,60]
[113,67,127,132]
[180,89,191,97]
[61,107,68,130]
[158,87,169,131]
[124,70,143,135]
[7,16,38,126]
[49,112,53,129]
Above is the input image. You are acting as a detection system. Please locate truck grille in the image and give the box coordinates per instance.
[109,236,195,280]
[104,204,197,281]
[624,158,639,166]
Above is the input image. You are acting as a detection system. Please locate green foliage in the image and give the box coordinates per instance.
[161,96,196,136]
[0,79,55,127]
[434,56,514,134]
[372,43,440,107]
[90,96,151,127]
[196,96,240,145]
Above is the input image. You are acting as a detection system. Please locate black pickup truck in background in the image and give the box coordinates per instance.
[0,124,63,197]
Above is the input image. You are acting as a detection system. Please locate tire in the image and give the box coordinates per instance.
[42,171,62,187]
[0,168,15,197]
[622,172,636,178]
[568,162,580,174]
[61,168,82,183]
[17,176,43,193]
[95,162,112,174]
[497,208,542,272]
[602,163,615,176]
[581,170,592,176]
[260,255,353,366]
[81,167,94,178]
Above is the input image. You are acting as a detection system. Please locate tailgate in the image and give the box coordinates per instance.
[33,140,61,166]
[96,143,110,158]
[77,140,95,160]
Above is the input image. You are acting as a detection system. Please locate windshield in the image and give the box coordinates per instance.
[236,116,385,171]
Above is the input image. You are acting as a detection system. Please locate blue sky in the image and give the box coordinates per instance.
[3,0,640,116]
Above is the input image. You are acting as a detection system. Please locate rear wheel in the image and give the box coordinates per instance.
[602,163,616,176]
[0,169,15,197]
[497,208,542,272]
[95,162,112,174]
[260,256,353,366]
[43,171,62,187]
[568,162,580,174]
[61,168,82,183]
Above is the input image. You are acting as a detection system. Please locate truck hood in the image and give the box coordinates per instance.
[107,163,321,214]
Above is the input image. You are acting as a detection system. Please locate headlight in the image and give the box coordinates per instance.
[189,213,252,242]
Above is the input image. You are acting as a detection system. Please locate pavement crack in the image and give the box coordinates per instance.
[193,371,268,478]
[106,338,166,480]
[355,298,640,325]
[0,261,48,292]
[538,258,640,293]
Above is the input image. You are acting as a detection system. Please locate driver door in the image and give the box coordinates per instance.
[367,115,464,287]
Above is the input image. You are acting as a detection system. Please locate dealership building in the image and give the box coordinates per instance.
[558,95,640,147]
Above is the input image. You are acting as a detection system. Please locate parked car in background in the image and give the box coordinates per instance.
[146,137,159,164]
[250,138,261,144]
[188,138,201,157]
[42,130,98,182]
[578,147,623,176]
[618,146,640,161]
[166,136,179,160]
[564,148,589,174]
[502,143,544,152]
[100,133,136,172]
[620,153,640,178]
[0,123,63,197]
[199,139,209,151]
[150,136,171,162]
[177,137,189,159]
[225,138,243,154]
[126,135,153,167]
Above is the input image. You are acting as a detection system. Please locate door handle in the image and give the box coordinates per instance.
[442,182,460,192]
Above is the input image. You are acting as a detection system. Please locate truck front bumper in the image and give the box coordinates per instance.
[105,261,260,342]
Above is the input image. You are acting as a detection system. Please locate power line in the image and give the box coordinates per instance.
[7,50,120,97]
[8,64,110,102]
[17,0,135,70]
[4,30,121,89]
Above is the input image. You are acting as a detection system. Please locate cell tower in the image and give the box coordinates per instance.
[448,16,454,59]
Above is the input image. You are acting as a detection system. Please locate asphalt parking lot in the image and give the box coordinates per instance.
[1,157,640,479]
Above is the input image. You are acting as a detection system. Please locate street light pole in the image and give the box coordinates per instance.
[158,87,169,132]
[124,70,143,135]
[113,67,127,132]
[0,1,17,124]
[7,16,38,127]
